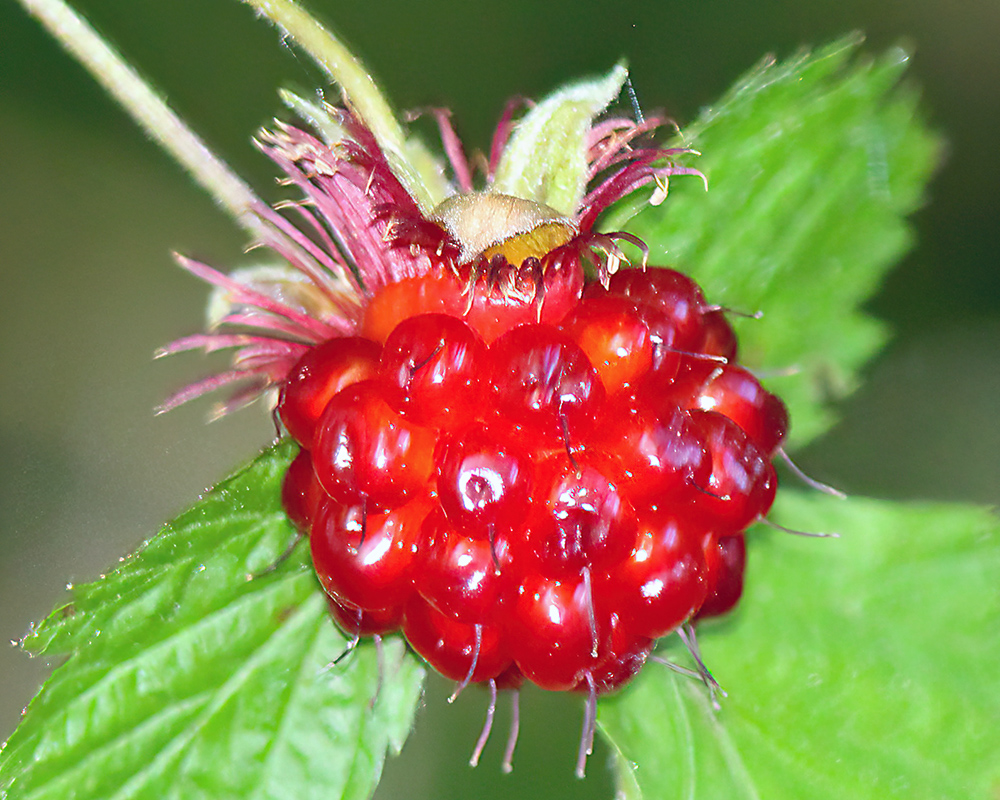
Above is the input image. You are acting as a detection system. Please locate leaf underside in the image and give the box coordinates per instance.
[2,23,973,800]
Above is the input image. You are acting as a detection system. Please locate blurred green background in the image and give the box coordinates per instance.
[1,0,997,797]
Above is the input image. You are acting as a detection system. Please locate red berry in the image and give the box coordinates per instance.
[278,337,382,448]
[508,571,603,691]
[490,323,606,444]
[697,533,747,620]
[522,453,636,577]
[574,612,653,696]
[602,513,709,640]
[559,295,654,393]
[326,594,403,637]
[312,380,437,508]
[310,494,431,612]
[288,261,784,704]
[415,508,515,624]
[289,260,784,705]
[281,448,325,532]
[685,410,777,533]
[434,426,533,540]
[272,257,782,706]
[598,399,710,509]
[379,313,488,429]
[166,95,792,755]
[403,595,511,683]
[597,267,711,356]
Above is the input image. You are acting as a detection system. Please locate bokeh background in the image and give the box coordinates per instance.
[2,0,997,797]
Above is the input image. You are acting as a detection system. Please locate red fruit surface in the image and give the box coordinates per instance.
[403,595,511,683]
[278,337,382,449]
[415,508,516,623]
[522,453,637,577]
[663,363,788,455]
[281,447,325,533]
[310,495,431,612]
[361,257,584,345]
[312,380,436,508]
[693,365,789,455]
[603,513,709,640]
[685,409,777,533]
[598,399,710,509]
[697,533,747,620]
[699,310,739,360]
[490,323,605,444]
[574,612,653,696]
[559,295,653,393]
[327,595,403,637]
[459,257,585,343]
[379,313,488,429]
[596,267,710,357]
[434,427,533,540]
[275,259,786,702]
[508,572,604,691]
[360,273,467,344]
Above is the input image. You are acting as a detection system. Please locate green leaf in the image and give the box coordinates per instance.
[493,63,628,216]
[599,493,1000,799]
[614,35,942,447]
[0,441,425,800]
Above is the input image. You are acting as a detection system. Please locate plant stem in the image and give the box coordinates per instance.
[242,0,450,210]
[243,0,406,152]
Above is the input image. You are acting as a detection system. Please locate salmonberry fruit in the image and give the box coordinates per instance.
[278,235,786,703]
[559,295,654,393]
[685,409,778,533]
[489,323,606,444]
[163,67,797,778]
[281,448,325,533]
[379,313,488,429]
[309,494,431,613]
[602,513,709,640]
[522,452,637,577]
[415,508,514,623]
[508,571,605,692]
[327,595,403,638]
[403,595,511,684]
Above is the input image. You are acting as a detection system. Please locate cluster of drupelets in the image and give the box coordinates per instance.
[278,262,790,773]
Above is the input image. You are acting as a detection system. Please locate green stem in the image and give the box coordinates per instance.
[242,0,450,210]
[243,0,406,153]
[15,0,271,241]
